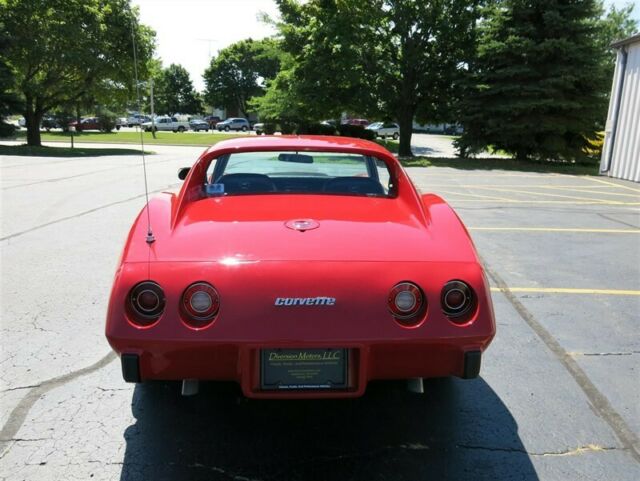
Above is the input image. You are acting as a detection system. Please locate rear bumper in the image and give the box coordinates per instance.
[111,338,489,399]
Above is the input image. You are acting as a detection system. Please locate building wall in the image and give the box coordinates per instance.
[601,40,640,183]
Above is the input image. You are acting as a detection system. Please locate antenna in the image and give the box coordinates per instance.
[197,38,217,58]
[131,22,155,244]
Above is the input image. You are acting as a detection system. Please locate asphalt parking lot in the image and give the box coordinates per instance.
[1,143,638,480]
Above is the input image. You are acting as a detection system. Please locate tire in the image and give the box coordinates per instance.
[241,126,247,132]
[116,125,121,130]
[392,132,399,140]
[224,126,230,132]
[256,131,263,135]
[178,126,185,133]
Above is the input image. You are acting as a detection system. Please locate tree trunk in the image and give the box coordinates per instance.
[397,107,414,157]
[24,100,43,147]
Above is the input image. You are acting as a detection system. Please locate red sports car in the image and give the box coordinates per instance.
[105,136,495,398]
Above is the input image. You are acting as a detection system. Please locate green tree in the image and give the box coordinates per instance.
[456,0,614,161]
[0,23,20,130]
[154,63,202,115]
[0,0,155,146]
[596,1,638,72]
[203,38,282,117]
[256,0,480,156]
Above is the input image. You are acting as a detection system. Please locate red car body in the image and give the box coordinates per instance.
[69,117,101,131]
[105,136,495,398]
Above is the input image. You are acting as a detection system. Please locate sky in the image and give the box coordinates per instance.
[132,0,280,91]
[133,0,639,93]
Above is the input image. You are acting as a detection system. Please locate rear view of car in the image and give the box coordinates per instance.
[105,136,495,399]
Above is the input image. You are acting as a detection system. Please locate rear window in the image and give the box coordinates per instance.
[206,151,394,197]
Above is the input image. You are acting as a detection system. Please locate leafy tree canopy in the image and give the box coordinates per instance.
[0,0,155,145]
[153,63,202,115]
[203,38,283,117]
[255,0,481,156]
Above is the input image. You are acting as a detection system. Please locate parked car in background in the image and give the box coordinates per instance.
[141,116,190,133]
[342,118,370,127]
[41,116,60,131]
[216,118,250,132]
[253,122,267,135]
[69,117,102,131]
[204,115,221,128]
[18,117,26,127]
[115,117,128,130]
[127,114,151,127]
[189,119,210,132]
[366,122,399,140]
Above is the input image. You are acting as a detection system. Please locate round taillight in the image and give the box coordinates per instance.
[388,282,425,322]
[181,282,220,327]
[441,280,474,320]
[128,281,165,326]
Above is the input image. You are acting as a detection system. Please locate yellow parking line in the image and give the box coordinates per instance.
[491,287,640,296]
[436,190,513,202]
[449,199,640,205]
[470,227,640,234]
[467,186,624,204]
[583,176,640,193]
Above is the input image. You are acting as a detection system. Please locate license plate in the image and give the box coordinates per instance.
[261,348,348,390]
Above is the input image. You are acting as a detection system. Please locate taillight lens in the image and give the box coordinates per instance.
[441,280,475,321]
[388,282,425,323]
[181,282,220,327]
[128,281,165,326]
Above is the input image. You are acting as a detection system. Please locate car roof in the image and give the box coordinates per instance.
[202,135,393,159]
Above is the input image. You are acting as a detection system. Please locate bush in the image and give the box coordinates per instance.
[263,123,277,135]
[297,122,336,135]
[337,124,376,140]
[280,121,296,134]
[97,108,117,132]
[0,121,16,138]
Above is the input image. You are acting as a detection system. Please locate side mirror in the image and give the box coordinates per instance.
[178,167,190,180]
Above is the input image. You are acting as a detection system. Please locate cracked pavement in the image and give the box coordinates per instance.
[1,140,639,480]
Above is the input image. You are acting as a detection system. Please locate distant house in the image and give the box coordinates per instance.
[600,33,640,183]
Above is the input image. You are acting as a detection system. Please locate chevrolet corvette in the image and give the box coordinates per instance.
[105,136,495,398]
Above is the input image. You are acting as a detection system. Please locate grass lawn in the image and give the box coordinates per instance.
[0,144,151,157]
[10,130,246,146]
[400,156,599,175]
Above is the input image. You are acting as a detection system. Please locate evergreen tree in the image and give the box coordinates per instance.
[456,0,610,161]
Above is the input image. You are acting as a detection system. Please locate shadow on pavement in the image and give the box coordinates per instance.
[119,378,538,481]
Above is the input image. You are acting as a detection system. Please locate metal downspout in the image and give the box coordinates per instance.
[602,47,628,173]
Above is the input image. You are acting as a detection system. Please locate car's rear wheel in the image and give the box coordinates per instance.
[178,126,185,133]
[241,126,247,132]
[224,126,230,132]
[393,132,399,140]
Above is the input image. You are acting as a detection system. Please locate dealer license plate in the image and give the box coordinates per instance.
[261,348,348,390]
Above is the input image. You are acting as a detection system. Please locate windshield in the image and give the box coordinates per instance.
[206,151,394,197]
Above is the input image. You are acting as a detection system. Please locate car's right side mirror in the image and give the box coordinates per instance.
[178,167,190,180]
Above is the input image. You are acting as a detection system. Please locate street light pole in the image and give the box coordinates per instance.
[150,78,156,139]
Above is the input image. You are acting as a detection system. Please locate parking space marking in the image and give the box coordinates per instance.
[490,287,640,296]
[470,227,640,234]
[583,176,640,193]
[461,186,628,204]
[484,261,640,462]
[449,199,640,205]
[434,189,513,202]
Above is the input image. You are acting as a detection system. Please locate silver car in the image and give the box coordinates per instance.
[366,122,399,140]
